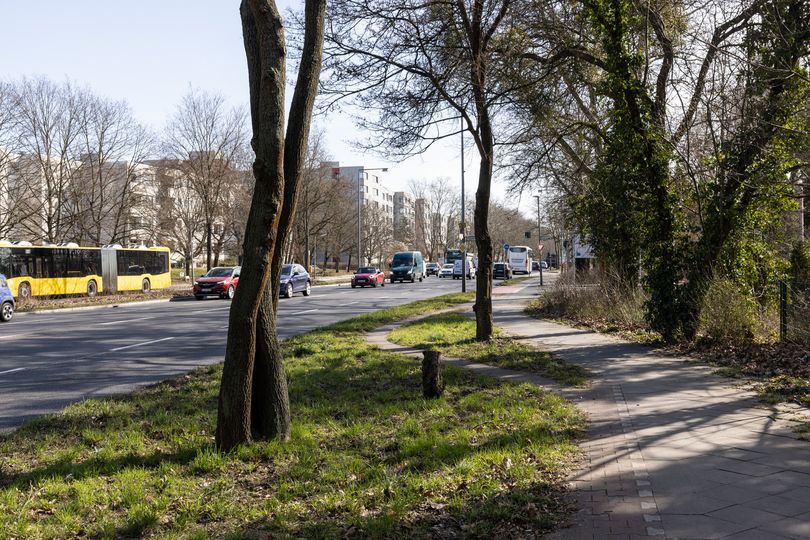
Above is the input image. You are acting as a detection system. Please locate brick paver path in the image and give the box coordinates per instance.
[367,280,810,539]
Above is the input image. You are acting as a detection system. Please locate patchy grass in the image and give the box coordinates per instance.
[0,293,584,539]
[389,312,590,387]
[498,275,536,286]
[15,289,187,313]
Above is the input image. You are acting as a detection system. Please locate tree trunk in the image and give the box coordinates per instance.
[251,0,326,441]
[206,221,213,270]
[421,350,444,399]
[216,0,287,452]
[474,154,494,341]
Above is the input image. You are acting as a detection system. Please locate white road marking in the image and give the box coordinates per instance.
[110,337,174,352]
[341,301,359,306]
[295,309,318,315]
[0,367,25,376]
[188,306,232,315]
[98,316,155,326]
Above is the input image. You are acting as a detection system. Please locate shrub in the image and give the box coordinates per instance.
[697,278,776,345]
[531,270,647,330]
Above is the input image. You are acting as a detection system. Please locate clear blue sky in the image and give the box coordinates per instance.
[1,1,527,208]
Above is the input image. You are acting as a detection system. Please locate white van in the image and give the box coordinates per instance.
[452,258,476,280]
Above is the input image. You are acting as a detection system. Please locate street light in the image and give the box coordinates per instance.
[460,117,466,293]
[533,193,544,286]
[358,167,388,269]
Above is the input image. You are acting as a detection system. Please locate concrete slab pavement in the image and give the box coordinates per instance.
[366,278,810,539]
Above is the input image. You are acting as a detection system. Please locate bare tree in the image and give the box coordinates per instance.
[8,78,85,243]
[409,177,460,261]
[217,0,326,451]
[69,95,154,245]
[362,204,394,265]
[326,0,528,340]
[164,89,247,269]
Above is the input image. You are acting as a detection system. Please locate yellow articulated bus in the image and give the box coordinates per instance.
[0,242,171,299]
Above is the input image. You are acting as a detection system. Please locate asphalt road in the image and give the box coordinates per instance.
[0,275,477,432]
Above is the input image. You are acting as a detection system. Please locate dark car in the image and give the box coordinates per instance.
[425,262,440,276]
[280,264,312,298]
[531,260,540,272]
[0,274,15,322]
[493,262,512,280]
[194,266,241,300]
[352,266,385,288]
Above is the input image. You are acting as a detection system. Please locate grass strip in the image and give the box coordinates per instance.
[389,312,590,387]
[0,292,584,539]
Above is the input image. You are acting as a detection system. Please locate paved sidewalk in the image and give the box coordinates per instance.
[368,281,810,539]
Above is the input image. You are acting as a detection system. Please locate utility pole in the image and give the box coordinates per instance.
[460,117,466,293]
[533,194,543,286]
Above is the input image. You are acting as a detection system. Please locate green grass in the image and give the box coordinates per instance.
[389,312,590,387]
[499,275,535,286]
[0,293,584,539]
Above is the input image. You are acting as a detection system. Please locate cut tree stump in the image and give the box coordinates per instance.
[421,350,445,399]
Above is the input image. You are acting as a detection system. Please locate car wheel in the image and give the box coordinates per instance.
[0,301,13,322]
[285,283,293,298]
[303,281,311,296]
[351,283,356,289]
[390,278,395,284]
[381,280,385,287]
[87,279,98,297]
[195,295,204,301]
[142,278,151,293]
[372,281,378,288]
[411,275,416,283]
[226,285,235,300]
[418,276,423,282]
[18,282,31,300]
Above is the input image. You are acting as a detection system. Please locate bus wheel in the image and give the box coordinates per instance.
[142,278,151,293]
[87,280,98,297]
[18,282,31,301]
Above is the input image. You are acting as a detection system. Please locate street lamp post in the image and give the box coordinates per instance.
[460,117,466,293]
[533,194,543,286]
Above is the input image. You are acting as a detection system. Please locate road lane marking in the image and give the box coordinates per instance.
[188,306,233,315]
[98,316,155,326]
[110,337,174,352]
[0,367,25,376]
[341,301,359,306]
[295,309,318,315]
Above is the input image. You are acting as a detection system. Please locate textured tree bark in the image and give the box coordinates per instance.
[216,0,287,451]
[252,0,326,440]
[421,350,444,399]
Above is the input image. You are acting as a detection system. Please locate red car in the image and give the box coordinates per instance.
[194,266,241,300]
[351,266,386,288]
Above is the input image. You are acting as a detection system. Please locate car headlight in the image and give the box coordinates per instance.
[407,269,413,274]
[194,281,200,286]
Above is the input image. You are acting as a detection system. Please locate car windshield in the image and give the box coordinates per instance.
[391,254,414,266]
[282,265,293,275]
[494,263,504,268]
[205,267,233,277]
[443,264,453,269]
[358,267,375,273]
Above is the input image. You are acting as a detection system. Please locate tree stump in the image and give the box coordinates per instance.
[421,350,445,399]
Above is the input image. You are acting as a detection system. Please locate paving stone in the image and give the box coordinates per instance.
[369,289,810,540]
[660,514,751,539]
[742,495,810,518]
[707,504,785,526]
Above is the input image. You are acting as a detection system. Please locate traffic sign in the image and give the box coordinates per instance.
[503,243,509,251]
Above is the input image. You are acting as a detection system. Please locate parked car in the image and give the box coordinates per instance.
[438,263,454,278]
[389,251,426,283]
[194,266,241,300]
[493,262,513,280]
[531,260,540,272]
[452,258,476,280]
[425,262,440,276]
[540,261,549,270]
[280,264,312,298]
[0,274,15,322]
[352,266,386,288]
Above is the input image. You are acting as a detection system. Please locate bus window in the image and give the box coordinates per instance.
[0,248,11,277]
